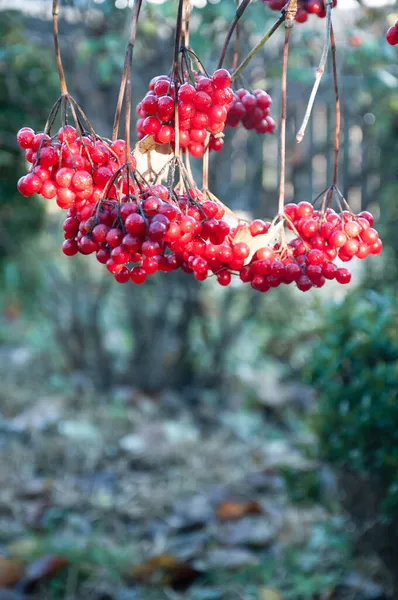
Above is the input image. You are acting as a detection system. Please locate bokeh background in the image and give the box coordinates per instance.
[0,0,397,598]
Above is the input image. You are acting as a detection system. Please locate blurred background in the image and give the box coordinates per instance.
[0,0,397,598]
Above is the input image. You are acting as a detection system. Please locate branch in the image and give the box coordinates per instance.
[231,11,286,83]
[330,23,340,187]
[52,0,68,95]
[278,26,291,214]
[218,0,252,70]
[296,0,333,143]
[112,0,143,144]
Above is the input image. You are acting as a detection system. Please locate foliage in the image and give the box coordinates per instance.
[306,289,398,520]
[0,11,59,266]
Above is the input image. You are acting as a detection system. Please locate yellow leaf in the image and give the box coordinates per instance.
[133,135,172,182]
[233,221,283,265]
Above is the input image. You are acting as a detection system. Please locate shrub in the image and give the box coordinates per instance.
[306,290,398,519]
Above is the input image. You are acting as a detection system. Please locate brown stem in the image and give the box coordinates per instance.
[125,0,143,161]
[173,0,185,81]
[52,0,68,95]
[296,0,333,143]
[181,0,191,48]
[232,0,240,71]
[278,27,291,215]
[330,23,340,187]
[218,0,251,70]
[231,11,286,82]
[112,0,143,145]
[202,144,209,191]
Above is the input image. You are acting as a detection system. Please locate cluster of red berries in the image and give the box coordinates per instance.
[263,0,337,22]
[136,69,234,158]
[386,21,398,46]
[16,126,135,211]
[226,88,275,134]
[61,187,254,286]
[239,202,381,292]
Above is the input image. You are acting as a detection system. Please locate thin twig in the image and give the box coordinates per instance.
[202,145,209,191]
[181,0,191,48]
[218,0,251,70]
[296,0,333,143]
[113,0,143,144]
[278,26,291,214]
[231,11,286,82]
[52,0,68,95]
[232,0,240,71]
[173,0,185,81]
[125,0,143,162]
[330,23,340,187]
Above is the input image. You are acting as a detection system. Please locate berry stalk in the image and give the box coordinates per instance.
[231,9,286,83]
[218,0,252,70]
[52,0,68,95]
[330,22,340,187]
[296,0,333,143]
[278,25,291,215]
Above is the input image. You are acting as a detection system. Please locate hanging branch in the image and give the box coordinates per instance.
[232,0,241,71]
[296,0,333,143]
[330,23,340,187]
[52,0,68,95]
[231,10,286,83]
[181,0,191,48]
[218,0,252,70]
[278,17,294,214]
[173,0,185,160]
[112,0,143,143]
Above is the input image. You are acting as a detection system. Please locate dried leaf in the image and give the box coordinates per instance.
[130,554,178,583]
[258,587,283,600]
[216,501,262,521]
[133,135,172,181]
[0,557,24,588]
[233,222,283,265]
[20,556,68,592]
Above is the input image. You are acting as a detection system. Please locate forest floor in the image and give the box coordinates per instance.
[0,346,390,600]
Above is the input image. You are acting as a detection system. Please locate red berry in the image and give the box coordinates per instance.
[335,268,352,284]
[212,69,231,90]
[17,127,35,148]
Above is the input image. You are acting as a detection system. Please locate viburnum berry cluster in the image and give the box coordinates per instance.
[16,125,136,211]
[386,21,398,46]
[60,180,255,286]
[136,68,234,158]
[226,88,275,134]
[263,0,337,23]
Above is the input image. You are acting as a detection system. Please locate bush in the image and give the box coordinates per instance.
[305,289,398,585]
[306,290,398,518]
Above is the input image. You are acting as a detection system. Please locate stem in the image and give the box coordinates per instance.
[218,0,251,70]
[181,0,191,48]
[278,27,291,215]
[231,11,286,83]
[330,23,340,187]
[232,0,240,71]
[113,0,143,144]
[296,0,333,143]
[202,145,209,191]
[52,0,68,95]
[126,0,143,161]
[173,0,185,81]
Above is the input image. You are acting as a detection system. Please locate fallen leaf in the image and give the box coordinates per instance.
[258,587,283,600]
[0,558,24,588]
[233,221,283,265]
[133,135,172,181]
[130,554,178,583]
[216,500,262,521]
[19,556,68,593]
